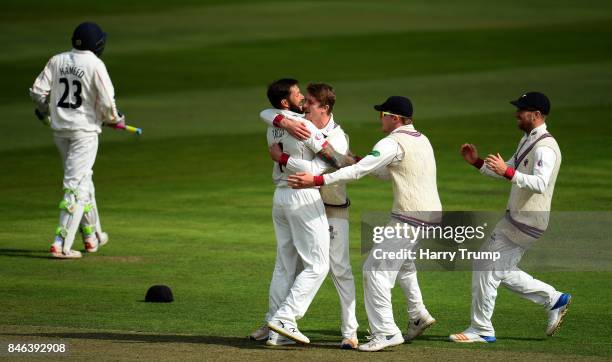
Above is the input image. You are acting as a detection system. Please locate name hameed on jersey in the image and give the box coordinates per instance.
[59,65,85,78]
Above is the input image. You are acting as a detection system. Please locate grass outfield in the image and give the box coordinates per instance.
[1,0,612,360]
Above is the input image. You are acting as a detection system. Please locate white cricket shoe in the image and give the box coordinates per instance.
[340,334,359,349]
[267,320,310,344]
[249,324,269,341]
[84,237,99,253]
[358,333,404,352]
[405,312,436,341]
[547,293,572,336]
[85,232,109,253]
[266,331,296,346]
[97,232,109,247]
[449,329,496,343]
[50,244,82,259]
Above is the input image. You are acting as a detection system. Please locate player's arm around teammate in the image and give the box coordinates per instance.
[290,96,440,352]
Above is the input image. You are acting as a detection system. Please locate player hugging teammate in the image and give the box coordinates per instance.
[252,81,572,351]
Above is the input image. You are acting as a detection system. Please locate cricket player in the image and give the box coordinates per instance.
[249,79,355,346]
[264,83,360,348]
[289,96,440,352]
[450,92,571,343]
[30,22,124,258]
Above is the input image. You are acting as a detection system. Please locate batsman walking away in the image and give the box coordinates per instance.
[29,22,130,258]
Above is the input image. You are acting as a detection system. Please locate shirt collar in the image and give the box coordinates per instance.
[320,114,337,135]
[527,123,547,139]
[72,48,93,55]
[392,124,416,133]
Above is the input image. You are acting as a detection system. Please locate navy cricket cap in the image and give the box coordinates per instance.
[374,96,413,118]
[145,285,174,303]
[510,92,550,115]
[72,22,107,56]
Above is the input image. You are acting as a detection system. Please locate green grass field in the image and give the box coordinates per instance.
[1,0,612,360]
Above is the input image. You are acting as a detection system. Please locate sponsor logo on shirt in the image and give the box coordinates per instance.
[368,150,381,157]
[272,128,285,139]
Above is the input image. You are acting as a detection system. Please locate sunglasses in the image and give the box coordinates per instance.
[380,111,401,118]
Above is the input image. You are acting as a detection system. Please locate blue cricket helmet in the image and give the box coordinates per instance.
[71,22,107,57]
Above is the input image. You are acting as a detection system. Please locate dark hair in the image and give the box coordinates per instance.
[267,78,299,109]
[307,83,335,114]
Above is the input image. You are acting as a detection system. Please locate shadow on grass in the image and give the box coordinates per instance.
[265,330,546,343]
[0,248,54,259]
[0,331,344,351]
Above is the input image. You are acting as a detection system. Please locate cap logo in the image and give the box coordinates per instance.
[75,39,82,46]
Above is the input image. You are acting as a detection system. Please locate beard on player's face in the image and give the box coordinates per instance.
[288,101,303,114]
[286,85,304,113]
[516,110,535,132]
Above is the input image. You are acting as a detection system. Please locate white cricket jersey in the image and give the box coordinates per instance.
[285,115,350,209]
[285,115,347,174]
[266,112,326,188]
[260,109,347,176]
[479,123,561,243]
[31,49,121,137]
[479,123,557,194]
[324,124,442,222]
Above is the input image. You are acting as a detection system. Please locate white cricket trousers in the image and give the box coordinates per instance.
[54,134,99,251]
[470,222,562,336]
[266,187,330,325]
[363,222,429,336]
[328,216,359,338]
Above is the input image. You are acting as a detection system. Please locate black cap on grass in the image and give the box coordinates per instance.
[374,96,413,118]
[510,92,550,115]
[145,285,173,303]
